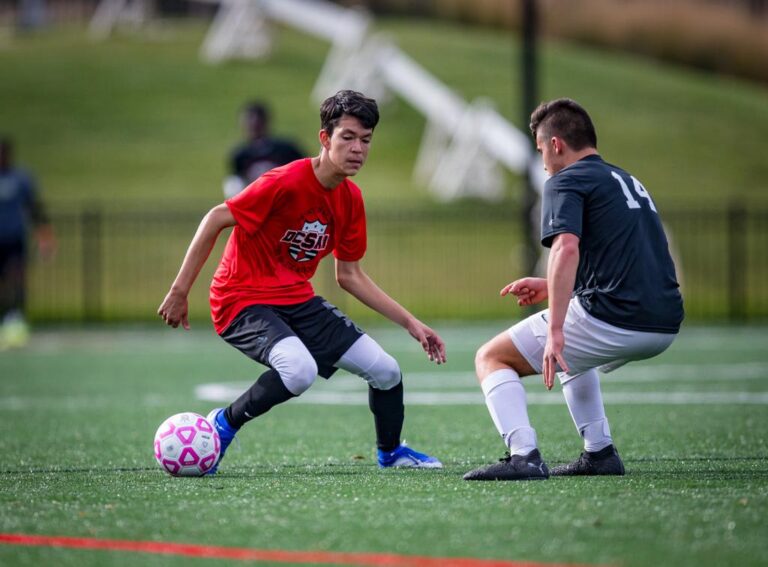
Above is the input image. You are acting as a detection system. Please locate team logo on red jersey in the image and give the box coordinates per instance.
[280,220,330,262]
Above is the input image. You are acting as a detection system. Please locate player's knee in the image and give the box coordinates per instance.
[278,354,318,395]
[365,352,401,391]
[268,336,318,395]
[474,342,496,376]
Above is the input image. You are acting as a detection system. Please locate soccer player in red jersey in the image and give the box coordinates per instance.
[158,91,446,473]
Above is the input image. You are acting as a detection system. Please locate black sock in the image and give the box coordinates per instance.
[369,380,404,452]
[226,369,295,429]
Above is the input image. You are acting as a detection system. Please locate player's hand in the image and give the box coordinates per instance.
[542,327,568,390]
[157,290,190,330]
[407,320,447,365]
[35,225,57,260]
[500,277,548,306]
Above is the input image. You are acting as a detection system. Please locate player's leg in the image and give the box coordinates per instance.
[227,337,317,422]
[0,240,29,349]
[563,368,614,452]
[334,333,403,452]
[550,300,677,475]
[335,333,441,468]
[463,312,550,481]
[0,242,12,320]
[207,305,317,474]
[284,296,440,468]
[219,305,319,425]
[553,368,624,476]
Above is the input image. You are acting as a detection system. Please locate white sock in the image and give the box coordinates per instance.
[561,368,613,452]
[481,369,537,456]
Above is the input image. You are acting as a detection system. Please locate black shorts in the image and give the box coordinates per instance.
[219,296,365,378]
[0,239,25,275]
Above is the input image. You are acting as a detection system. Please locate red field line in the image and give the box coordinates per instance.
[0,533,588,567]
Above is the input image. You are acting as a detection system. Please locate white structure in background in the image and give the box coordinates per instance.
[88,0,153,40]
[194,0,370,67]
[197,0,274,63]
[375,43,529,201]
[89,0,545,200]
[199,0,543,201]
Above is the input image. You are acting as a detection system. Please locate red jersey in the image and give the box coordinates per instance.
[209,158,367,334]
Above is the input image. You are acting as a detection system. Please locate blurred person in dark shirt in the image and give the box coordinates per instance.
[0,137,55,349]
[223,101,305,198]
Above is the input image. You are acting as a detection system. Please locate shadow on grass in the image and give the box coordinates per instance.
[4,456,766,481]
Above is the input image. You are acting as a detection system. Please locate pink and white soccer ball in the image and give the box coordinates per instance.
[153,412,220,477]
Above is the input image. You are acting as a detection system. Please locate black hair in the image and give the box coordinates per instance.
[529,98,597,150]
[242,101,270,123]
[320,90,379,135]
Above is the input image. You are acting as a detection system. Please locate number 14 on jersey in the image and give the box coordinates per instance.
[611,171,657,212]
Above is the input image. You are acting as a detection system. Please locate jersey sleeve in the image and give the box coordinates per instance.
[334,184,367,262]
[18,170,49,226]
[225,170,282,235]
[540,171,587,248]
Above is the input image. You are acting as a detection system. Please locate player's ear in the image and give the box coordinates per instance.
[319,129,331,150]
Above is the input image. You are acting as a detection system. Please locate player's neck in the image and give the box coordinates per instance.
[569,148,599,165]
[312,155,346,189]
[556,148,599,173]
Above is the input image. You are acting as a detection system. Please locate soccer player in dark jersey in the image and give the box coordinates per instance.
[159,90,446,473]
[464,98,684,481]
[223,101,305,198]
[0,137,55,349]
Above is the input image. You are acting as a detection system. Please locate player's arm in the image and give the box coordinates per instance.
[158,204,235,329]
[335,259,446,364]
[542,232,580,390]
[24,175,57,259]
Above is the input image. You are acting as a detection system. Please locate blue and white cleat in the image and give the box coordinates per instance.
[377,443,443,469]
[206,408,239,475]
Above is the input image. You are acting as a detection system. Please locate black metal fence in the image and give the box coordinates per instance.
[25,202,768,324]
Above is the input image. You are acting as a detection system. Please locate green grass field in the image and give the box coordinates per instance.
[2,16,768,564]
[1,324,766,566]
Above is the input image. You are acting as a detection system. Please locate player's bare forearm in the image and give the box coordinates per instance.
[336,260,409,324]
[546,234,579,331]
[542,233,580,389]
[336,259,447,363]
[172,204,234,293]
[34,223,57,259]
[158,204,235,328]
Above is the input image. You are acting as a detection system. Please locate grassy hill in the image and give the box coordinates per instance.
[1,18,767,210]
[3,18,767,323]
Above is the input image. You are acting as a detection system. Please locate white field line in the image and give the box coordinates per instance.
[1,389,767,411]
[387,363,768,387]
[194,360,768,406]
[194,383,768,406]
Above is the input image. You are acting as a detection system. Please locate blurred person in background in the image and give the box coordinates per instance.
[464,98,683,481]
[223,100,305,198]
[160,90,446,474]
[0,136,55,349]
[17,0,48,31]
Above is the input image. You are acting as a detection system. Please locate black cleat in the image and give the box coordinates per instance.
[550,444,625,476]
[463,449,550,481]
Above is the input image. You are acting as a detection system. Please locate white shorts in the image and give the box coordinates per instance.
[508,298,677,384]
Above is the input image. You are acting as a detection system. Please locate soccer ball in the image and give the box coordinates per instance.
[153,412,220,477]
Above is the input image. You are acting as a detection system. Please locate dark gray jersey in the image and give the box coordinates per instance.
[541,155,683,333]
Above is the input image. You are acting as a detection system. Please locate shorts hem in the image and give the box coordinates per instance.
[507,327,542,374]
